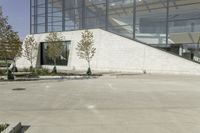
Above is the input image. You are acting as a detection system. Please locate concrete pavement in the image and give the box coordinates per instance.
[0,74,200,132]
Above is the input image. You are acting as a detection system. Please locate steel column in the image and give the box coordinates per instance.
[133,0,136,39]
[30,0,32,34]
[35,0,37,33]
[45,0,48,32]
[166,0,169,46]
[82,0,85,29]
[62,0,65,31]
[105,0,108,30]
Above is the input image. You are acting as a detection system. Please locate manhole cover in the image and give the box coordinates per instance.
[12,88,26,91]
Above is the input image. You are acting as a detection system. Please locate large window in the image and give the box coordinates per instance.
[85,0,106,29]
[168,0,200,44]
[108,0,134,39]
[135,0,167,45]
[167,0,200,60]
[31,0,46,33]
[47,0,63,32]
[31,0,200,43]
[64,0,83,31]
[41,41,71,66]
[31,0,200,62]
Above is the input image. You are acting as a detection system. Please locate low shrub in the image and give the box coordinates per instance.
[22,68,29,72]
[34,68,49,76]
[0,69,6,76]
[0,60,12,67]
[0,123,9,132]
[7,70,14,80]
[19,68,50,76]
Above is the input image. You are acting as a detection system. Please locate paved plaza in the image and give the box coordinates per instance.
[1,74,200,133]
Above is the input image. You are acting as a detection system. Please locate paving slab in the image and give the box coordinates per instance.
[0,74,200,133]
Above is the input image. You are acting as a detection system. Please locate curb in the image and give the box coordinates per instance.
[0,75,101,82]
[39,75,99,80]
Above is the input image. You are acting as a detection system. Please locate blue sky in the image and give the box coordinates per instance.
[0,0,30,39]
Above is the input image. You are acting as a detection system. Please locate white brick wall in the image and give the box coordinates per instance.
[16,29,200,75]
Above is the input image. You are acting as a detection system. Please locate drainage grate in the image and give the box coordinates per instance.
[12,88,26,91]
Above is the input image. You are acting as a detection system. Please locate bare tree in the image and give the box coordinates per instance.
[76,30,96,75]
[23,36,38,70]
[45,32,64,73]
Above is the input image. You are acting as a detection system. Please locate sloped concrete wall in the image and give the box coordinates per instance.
[16,29,200,75]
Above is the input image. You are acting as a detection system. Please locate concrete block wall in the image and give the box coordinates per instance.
[16,29,200,75]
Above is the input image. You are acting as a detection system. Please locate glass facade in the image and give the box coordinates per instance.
[41,41,71,66]
[31,0,200,62]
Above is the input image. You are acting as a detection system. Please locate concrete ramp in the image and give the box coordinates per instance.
[70,29,200,75]
[17,29,200,75]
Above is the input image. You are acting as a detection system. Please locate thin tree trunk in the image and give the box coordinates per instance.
[87,60,92,75]
[5,58,8,73]
[54,58,56,68]
[88,60,90,69]
[30,59,33,71]
[12,59,15,74]
[31,57,33,68]
[53,58,57,73]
